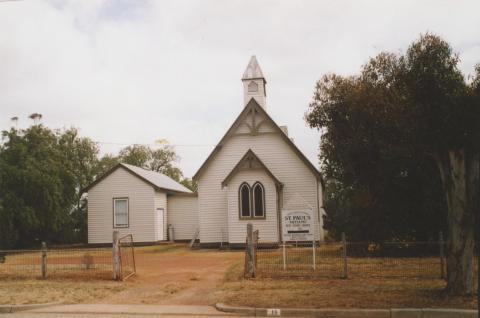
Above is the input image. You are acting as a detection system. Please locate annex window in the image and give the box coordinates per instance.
[239,183,251,218]
[114,198,129,228]
[252,182,265,218]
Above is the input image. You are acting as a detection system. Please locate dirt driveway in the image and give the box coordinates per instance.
[100,245,243,305]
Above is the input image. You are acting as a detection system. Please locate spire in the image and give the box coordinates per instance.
[242,55,265,80]
[242,55,267,109]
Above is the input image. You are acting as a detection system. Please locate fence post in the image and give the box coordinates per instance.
[112,231,121,281]
[312,240,316,271]
[439,231,446,280]
[41,242,47,279]
[341,232,348,279]
[282,242,287,270]
[245,223,256,278]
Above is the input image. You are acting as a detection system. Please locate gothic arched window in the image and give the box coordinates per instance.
[252,182,265,218]
[239,183,251,218]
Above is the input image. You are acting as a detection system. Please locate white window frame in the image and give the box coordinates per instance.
[113,197,129,228]
[252,182,266,218]
[239,183,252,219]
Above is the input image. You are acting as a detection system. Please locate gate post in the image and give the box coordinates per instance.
[112,231,121,280]
[245,223,256,278]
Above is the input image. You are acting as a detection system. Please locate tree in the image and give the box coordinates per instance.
[118,144,184,182]
[118,145,152,168]
[58,128,99,243]
[306,33,479,295]
[401,35,480,295]
[0,125,76,248]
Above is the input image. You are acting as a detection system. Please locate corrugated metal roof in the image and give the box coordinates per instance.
[120,163,192,194]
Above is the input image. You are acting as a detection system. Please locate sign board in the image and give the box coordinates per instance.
[281,209,315,242]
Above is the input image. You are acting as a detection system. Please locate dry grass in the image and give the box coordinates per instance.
[218,261,478,309]
[1,244,478,308]
[0,277,127,305]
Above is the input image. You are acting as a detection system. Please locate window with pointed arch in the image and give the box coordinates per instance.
[239,182,251,218]
[252,182,265,218]
[239,182,266,219]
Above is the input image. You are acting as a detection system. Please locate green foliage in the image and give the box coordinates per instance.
[0,125,97,248]
[118,144,183,182]
[0,126,190,248]
[306,33,479,242]
[180,178,198,192]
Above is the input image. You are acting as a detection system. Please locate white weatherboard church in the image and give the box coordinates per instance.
[85,56,325,246]
[193,56,325,247]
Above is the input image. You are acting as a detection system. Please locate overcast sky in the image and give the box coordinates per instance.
[1,0,479,177]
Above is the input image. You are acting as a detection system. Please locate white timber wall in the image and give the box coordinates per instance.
[227,169,278,243]
[167,195,199,240]
[88,167,155,244]
[154,191,168,241]
[197,113,322,243]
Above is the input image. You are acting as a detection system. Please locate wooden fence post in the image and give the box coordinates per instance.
[439,231,446,280]
[245,223,256,278]
[341,232,348,279]
[41,242,47,279]
[112,231,120,281]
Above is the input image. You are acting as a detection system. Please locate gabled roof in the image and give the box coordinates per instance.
[84,163,192,194]
[193,98,324,187]
[221,149,283,189]
[242,55,265,81]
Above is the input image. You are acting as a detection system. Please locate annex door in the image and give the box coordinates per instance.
[156,208,165,241]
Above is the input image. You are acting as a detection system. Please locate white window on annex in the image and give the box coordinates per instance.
[114,198,129,228]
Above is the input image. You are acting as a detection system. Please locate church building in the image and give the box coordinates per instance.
[85,56,324,246]
[193,56,325,247]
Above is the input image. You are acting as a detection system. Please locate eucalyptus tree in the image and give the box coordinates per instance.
[306,33,479,295]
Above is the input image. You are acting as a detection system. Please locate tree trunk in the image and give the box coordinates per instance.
[435,148,479,295]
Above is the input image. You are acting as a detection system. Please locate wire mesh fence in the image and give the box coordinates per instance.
[0,247,112,280]
[256,242,345,278]
[255,240,479,281]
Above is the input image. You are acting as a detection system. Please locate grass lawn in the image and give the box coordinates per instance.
[217,261,478,309]
[0,277,127,305]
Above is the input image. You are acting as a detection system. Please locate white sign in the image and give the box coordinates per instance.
[282,209,315,242]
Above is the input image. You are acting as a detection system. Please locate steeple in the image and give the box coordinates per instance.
[242,55,267,109]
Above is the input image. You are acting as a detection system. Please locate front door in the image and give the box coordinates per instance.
[156,208,164,241]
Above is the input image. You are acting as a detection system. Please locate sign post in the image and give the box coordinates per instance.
[282,209,315,271]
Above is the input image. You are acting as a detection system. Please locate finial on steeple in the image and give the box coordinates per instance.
[242,55,267,109]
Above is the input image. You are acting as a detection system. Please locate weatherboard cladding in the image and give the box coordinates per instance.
[193,99,323,184]
[88,167,156,244]
[196,111,322,243]
[168,195,199,240]
[227,169,278,244]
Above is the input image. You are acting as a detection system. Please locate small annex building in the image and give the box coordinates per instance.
[85,163,197,244]
[193,56,325,247]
